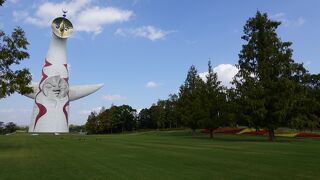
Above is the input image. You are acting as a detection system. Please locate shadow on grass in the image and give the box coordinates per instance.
[183,133,294,143]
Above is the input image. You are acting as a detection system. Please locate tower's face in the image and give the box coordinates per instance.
[42,75,69,99]
[51,17,73,38]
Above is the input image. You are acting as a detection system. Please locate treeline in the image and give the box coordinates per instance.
[86,105,137,134]
[85,96,183,134]
[85,11,320,141]
[0,122,17,135]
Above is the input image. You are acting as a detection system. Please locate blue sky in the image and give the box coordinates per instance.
[1,0,319,125]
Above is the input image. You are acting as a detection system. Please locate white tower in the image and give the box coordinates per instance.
[25,13,103,133]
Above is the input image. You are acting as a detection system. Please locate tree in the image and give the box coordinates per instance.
[289,74,320,130]
[84,105,137,134]
[118,105,136,132]
[138,108,156,129]
[221,88,241,127]
[108,105,136,133]
[234,11,306,141]
[178,65,204,134]
[166,94,181,128]
[69,124,85,133]
[85,112,99,134]
[98,107,111,133]
[4,122,17,134]
[0,121,4,134]
[199,61,226,138]
[0,1,33,98]
[147,95,181,130]
[149,103,163,129]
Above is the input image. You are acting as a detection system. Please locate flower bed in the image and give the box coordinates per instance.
[214,128,244,134]
[201,128,244,134]
[201,128,243,134]
[237,128,258,134]
[296,132,320,137]
[202,127,320,137]
[275,133,299,137]
[243,130,268,135]
[201,129,210,133]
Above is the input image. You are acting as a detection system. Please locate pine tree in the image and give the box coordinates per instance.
[178,65,204,134]
[234,11,306,141]
[199,61,226,138]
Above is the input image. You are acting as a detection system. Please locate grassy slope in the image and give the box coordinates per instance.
[0,131,319,180]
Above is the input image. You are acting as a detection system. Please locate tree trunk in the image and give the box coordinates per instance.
[192,128,196,136]
[268,129,275,142]
[209,129,213,138]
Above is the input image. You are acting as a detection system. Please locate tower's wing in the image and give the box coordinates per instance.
[69,84,104,101]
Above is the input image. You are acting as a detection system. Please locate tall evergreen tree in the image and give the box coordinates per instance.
[234,11,306,141]
[199,61,226,138]
[178,65,204,134]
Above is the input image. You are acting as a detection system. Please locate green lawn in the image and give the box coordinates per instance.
[0,130,319,180]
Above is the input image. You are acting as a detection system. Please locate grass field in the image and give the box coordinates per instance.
[0,130,320,180]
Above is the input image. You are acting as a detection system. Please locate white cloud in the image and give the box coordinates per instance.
[12,10,29,21]
[270,13,305,27]
[199,64,239,87]
[145,81,160,88]
[15,0,133,35]
[103,94,127,101]
[115,26,174,41]
[78,106,103,115]
[114,28,126,36]
[24,0,91,27]
[0,108,32,125]
[77,7,133,34]
[199,72,208,81]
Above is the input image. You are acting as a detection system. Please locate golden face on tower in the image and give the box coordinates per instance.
[51,17,73,38]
